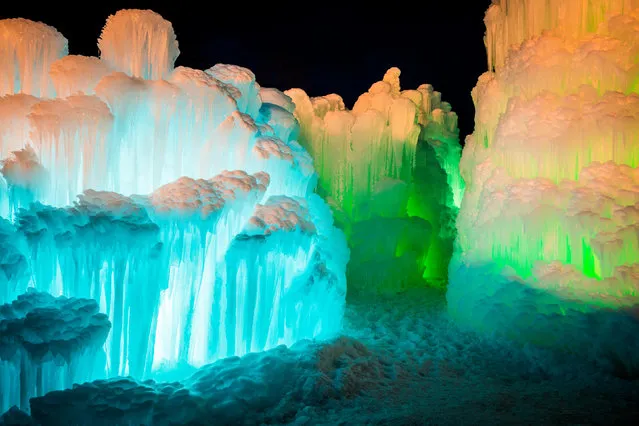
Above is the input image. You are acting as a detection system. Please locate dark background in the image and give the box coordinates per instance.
[1,2,492,141]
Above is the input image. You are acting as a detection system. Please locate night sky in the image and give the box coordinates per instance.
[1,2,491,140]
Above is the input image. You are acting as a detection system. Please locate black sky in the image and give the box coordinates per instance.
[1,2,491,140]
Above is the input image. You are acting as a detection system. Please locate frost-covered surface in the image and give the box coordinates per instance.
[0,10,316,207]
[0,9,349,382]
[98,9,179,80]
[8,170,347,380]
[0,218,29,304]
[450,1,639,374]
[49,55,114,97]
[286,69,464,294]
[0,290,110,413]
[8,289,639,425]
[0,19,68,97]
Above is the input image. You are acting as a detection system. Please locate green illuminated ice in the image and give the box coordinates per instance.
[286,68,464,294]
[449,0,639,376]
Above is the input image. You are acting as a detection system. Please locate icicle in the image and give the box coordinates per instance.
[27,95,114,207]
[0,18,68,98]
[49,55,114,98]
[98,10,179,80]
[450,1,639,375]
[285,68,464,290]
[146,171,268,372]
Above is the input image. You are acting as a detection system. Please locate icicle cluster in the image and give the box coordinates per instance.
[0,19,68,98]
[484,0,639,72]
[0,9,349,383]
[0,15,315,211]
[450,1,639,376]
[98,9,179,80]
[0,290,110,413]
[286,68,463,292]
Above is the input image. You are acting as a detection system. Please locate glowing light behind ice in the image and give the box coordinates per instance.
[449,0,639,374]
[484,0,639,72]
[98,9,179,80]
[287,68,463,292]
[0,9,349,382]
[50,55,114,97]
[0,19,68,98]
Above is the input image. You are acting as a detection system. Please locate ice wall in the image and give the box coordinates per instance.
[0,290,110,413]
[16,191,162,378]
[0,218,29,304]
[216,195,348,359]
[0,8,349,384]
[286,68,463,293]
[0,13,315,210]
[449,0,639,376]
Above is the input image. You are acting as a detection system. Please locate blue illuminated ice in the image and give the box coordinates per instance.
[0,8,349,388]
[0,290,110,413]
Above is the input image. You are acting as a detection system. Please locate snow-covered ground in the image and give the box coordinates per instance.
[313,288,639,425]
[2,287,638,425]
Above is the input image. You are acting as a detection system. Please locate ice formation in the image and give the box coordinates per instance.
[26,336,379,425]
[0,9,348,384]
[449,0,639,375]
[0,290,110,413]
[286,68,464,293]
[98,10,179,80]
[0,19,68,98]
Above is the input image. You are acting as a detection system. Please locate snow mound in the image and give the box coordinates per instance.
[27,337,383,425]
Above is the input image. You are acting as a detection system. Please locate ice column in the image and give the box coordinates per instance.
[215,195,348,359]
[0,19,68,98]
[0,218,30,304]
[449,0,639,376]
[286,68,463,292]
[15,191,162,378]
[147,171,269,371]
[98,9,179,80]
[27,96,114,207]
[0,290,110,413]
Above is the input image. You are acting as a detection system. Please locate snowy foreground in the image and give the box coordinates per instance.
[2,289,637,426]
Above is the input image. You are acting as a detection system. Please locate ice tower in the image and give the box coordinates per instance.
[0,9,349,382]
[286,68,464,294]
[448,0,639,376]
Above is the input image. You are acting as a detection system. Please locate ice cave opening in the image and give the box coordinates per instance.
[0,1,638,424]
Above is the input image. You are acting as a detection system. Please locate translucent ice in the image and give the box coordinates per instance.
[449,0,639,376]
[16,191,161,378]
[0,8,349,384]
[286,68,463,292]
[98,9,179,80]
[49,55,114,98]
[0,19,68,97]
[0,290,110,413]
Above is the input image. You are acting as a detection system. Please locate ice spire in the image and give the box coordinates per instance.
[449,1,639,376]
[0,19,68,98]
[286,68,463,292]
[98,9,179,80]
